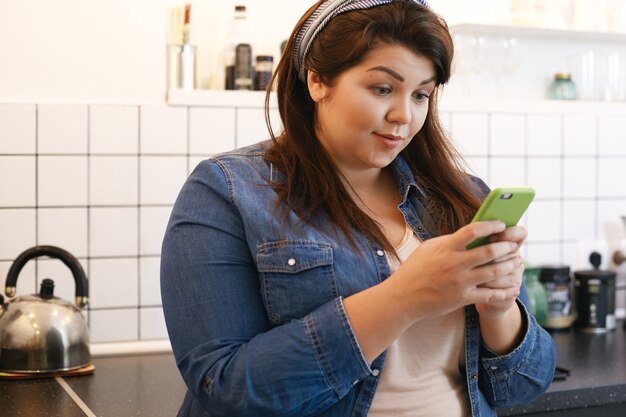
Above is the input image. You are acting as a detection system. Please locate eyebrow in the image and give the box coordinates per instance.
[367,66,436,85]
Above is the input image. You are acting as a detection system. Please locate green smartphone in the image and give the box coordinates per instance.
[466,187,535,250]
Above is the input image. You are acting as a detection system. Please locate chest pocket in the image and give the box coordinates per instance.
[257,241,337,326]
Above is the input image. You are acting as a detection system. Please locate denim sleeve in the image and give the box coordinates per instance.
[160,159,371,417]
[477,284,557,407]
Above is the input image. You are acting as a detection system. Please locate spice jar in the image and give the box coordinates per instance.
[539,265,574,332]
[548,72,577,100]
[254,55,274,91]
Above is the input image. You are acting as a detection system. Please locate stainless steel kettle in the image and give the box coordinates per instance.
[0,245,90,373]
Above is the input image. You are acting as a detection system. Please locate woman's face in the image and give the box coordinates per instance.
[308,43,436,175]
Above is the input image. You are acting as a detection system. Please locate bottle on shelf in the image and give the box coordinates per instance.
[254,55,274,91]
[225,5,253,90]
[548,72,577,100]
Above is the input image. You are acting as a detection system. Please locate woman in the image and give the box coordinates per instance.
[161,1,556,416]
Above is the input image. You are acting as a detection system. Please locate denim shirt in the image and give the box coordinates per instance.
[161,141,556,417]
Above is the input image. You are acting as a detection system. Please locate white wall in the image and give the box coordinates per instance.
[0,0,522,103]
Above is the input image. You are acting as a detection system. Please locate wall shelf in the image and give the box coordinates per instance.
[450,23,626,44]
[167,88,626,114]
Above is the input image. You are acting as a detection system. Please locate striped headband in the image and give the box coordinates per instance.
[294,0,430,81]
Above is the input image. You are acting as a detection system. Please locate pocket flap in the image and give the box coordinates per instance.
[256,241,333,274]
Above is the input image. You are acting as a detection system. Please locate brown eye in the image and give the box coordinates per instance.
[373,86,392,96]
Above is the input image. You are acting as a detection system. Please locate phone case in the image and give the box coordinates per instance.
[466,187,535,249]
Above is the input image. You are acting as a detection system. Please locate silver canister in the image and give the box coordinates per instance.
[167,44,196,90]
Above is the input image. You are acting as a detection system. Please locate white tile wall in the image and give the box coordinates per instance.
[598,115,626,156]
[139,156,188,205]
[0,156,36,206]
[38,105,88,154]
[139,206,172,256]
[489,157,525,188]
[89,258,138,308]
[90,106,138,154]
[90,309,138,343]
[90,207,139,257]
[598,158,626,198]
[563,158,596,198]
[38,156,88,206]
[140,106,187,154]
[527,158,561,199]
[139,256,162,305]
[450,112,489,155]
[90,156,139,205]
[527,115,561,156]
[0,104,36,153]
[563,200,596,240]
[563,114,596,156]
[527,200,561,242]
[236,108,273,148]
[189,107,236,155]
[140,307,168,340]
[1,100,625,346]
[0,209,36,259]
[0,261,36,298]
[38,208,88,258]
[490,114,525,156]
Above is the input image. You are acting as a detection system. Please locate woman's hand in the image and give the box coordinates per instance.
[474,225,527,319]
[344,220,526,362]
[472,225,528,354]
[389,220,524,322]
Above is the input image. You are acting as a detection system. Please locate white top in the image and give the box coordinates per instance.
[368,226,470,417]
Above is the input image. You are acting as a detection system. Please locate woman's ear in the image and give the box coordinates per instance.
[307,70,327,103]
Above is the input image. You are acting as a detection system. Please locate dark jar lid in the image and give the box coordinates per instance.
[539,265,571,283]
[574,269,616,280]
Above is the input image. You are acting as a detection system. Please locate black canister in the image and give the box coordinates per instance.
[574,252,616,333]
[539,265,573,331]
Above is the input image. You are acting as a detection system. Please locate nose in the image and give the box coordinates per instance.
[386,97,412,125]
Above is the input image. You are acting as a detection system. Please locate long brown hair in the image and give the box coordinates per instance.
[264,0,481,253]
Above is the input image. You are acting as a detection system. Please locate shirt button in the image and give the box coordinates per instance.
[371,369,380,376]
[471,373,478,380]
[376,250,384,257]
[490,366,498,370]
[287,258,296,266]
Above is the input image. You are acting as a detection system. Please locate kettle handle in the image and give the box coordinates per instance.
[5,245,89,308]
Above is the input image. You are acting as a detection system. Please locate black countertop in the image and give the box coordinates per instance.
[498,321,626,416]
[0,353,187,417]
[1,322,625,416]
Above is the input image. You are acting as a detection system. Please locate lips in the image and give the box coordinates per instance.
[373,132,404,149]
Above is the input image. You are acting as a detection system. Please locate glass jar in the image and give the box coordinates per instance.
[254,55,274,91]
[548,72,577,100]
[524,267,548,326]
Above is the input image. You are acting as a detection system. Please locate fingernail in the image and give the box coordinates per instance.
[497,221,506,231]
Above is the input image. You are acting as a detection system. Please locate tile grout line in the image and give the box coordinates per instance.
[54,376,99,417]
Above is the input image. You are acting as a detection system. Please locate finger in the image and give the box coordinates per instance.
[469,255,523,286]
[456,221,506,249]
[466,240,520,268]
[489,225,528,244]
[470,286,520,304]
[491,251,519,264]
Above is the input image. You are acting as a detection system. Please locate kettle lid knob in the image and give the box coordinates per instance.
[39,278,55,299]
[589,251,602,270]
